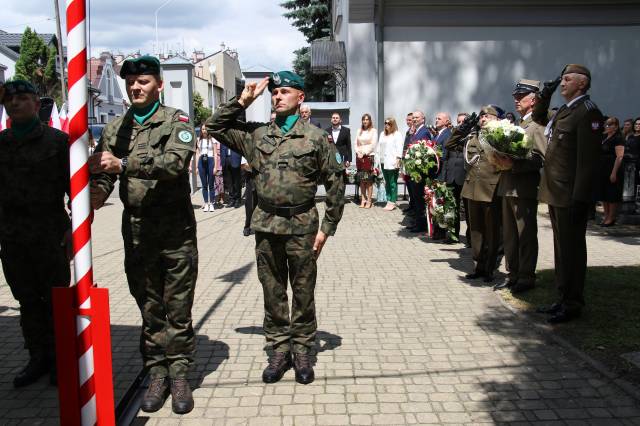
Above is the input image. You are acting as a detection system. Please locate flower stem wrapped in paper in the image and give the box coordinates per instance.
[479,119,532,170]
[403,139,441,182]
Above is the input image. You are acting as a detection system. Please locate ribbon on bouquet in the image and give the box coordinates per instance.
[424,185,437,238]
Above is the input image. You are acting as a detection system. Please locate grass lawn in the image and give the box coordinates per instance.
[499,265,640,384]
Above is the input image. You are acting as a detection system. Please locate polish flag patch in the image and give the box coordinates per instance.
[178,114,190,123]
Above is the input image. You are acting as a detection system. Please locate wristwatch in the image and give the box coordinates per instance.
[120,156,128,172]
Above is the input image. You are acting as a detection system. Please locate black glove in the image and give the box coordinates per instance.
[539,76,561,102]
[458,112,479,136]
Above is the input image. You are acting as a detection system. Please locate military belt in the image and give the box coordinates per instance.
[257,199,315,218]
[124,200,191,217]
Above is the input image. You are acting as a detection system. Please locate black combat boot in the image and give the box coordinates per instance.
[141,377,169,413]
[13,353,50,388]
[262,351,292,383]
[170,378,194,414]
[293,353,315,385]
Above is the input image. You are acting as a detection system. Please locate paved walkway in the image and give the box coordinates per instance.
[0,194,639,425]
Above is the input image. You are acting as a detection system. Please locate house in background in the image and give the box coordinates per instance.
[191,44,243,111]
[0,43,18,81]
[88,52,127,124]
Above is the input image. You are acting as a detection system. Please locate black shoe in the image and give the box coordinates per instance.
[536,302,563,314]
[170,378,194,414]
[242,228,252,237]
[409,227,427,233]
[510,281,535,294]
[600,221,616,228]
[493,280,515,291]
[234,200,242,208]
[262,352,292,383]
[483,274,495,283]
[547,309,580,324]
[141,377,169,413]
[465,272,483,280]
[13,355,50,388]
[293,353,315,385]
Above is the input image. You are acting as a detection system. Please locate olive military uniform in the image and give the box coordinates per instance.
[205,99,345,354]
[536,94,603,315]
[0,121,71,362]
[92,104,198,378]
[497,114,547,288]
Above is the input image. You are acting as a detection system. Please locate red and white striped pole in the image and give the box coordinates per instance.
[66,0,97,423]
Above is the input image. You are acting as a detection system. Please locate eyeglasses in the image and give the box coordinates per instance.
[384,122,391,125]
[605,123,617,128]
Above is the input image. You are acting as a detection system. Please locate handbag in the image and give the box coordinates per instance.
[356,155,373,171]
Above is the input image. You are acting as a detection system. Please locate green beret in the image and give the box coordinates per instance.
[3,79,37,96]
[480,104,504,118]
[562,64,591,80]
[512,78,540,96]
[119,55,161,78]
[268,71,304,92]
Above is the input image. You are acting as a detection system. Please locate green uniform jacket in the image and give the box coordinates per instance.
[0,123,71,242]
[536,96,603,207]
[92,104,196,210]
[460,131,501,202]
[496,115,547,199]
[205,99,345,236]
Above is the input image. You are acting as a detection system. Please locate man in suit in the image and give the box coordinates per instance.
[300,104,321,128]
[534,64,603,323]
[406,110,433,232]
[221,144,242,207]
[326,112,352,167]
[432,112,453,240]
[493,79,547,294]
[443,113,470,243]
[402,112,415,214]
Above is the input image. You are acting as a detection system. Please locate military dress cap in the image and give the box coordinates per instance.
[512,79,540,96]
[480,104,505,118]
[3,79,37,96]
[561,64,591,79]
[268,71,305,92]
[119,55,161,78]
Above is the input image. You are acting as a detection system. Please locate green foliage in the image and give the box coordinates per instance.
[13,27,60,99]
[193,92,212,126]
[281,0,335,102]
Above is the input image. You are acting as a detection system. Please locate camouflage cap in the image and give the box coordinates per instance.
[268,71,304,92]
[3,79,37,96]
[480,104,505,119]
[562,64,591,79]
[512,79,540,96]
[119,55,161,78]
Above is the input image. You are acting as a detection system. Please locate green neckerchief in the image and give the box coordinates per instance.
[275,114,299,134]
[10,116,40,139]
[132,101,160,125]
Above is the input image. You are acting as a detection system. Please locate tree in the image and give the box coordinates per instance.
[13,27,60,99]
[193,92,212,126]
[281,0,335,102]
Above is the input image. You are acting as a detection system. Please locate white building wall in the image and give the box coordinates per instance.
[0,51,15,80]
[347,23,378,130]
[244,76,271,123]
[381,26,640,125]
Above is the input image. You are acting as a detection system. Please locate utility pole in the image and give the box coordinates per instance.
[53,0,67,106]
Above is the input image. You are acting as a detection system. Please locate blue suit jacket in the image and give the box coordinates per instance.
[220,144,242,168]
[433,127,452,180]
[411,125,432,143]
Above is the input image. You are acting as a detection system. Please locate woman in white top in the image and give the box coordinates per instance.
[197,127,216,211]
[355,113,378,208]
[376,117,404,211]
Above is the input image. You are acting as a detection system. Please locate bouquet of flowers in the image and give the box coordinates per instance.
[372,167,384,185]
[345,166,357,184]
[424,181,458,240]
[478,119,531,169]
[403,139,441,182]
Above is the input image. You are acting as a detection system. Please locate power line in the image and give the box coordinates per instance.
[3,17,54,29]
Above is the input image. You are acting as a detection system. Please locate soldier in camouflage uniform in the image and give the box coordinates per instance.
[205,71,345,385]
[0,80,72,388]
[89,56,197,414]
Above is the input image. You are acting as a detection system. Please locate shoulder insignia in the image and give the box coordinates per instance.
[591,121,601,131]
[178,114,189,123]
[335,152,342,164]
[178,130,193,143]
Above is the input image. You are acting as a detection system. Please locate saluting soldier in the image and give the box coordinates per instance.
[89,56,198,414]
[493,80,547,293]
[205,71,345,385]
[0,80,72,387]
[533,64,603,323]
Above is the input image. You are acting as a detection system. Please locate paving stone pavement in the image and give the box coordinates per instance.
[0,194,639,425]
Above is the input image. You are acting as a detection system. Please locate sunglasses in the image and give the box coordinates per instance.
[384,121,391,125]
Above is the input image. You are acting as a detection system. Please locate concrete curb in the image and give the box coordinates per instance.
[494,291,640,404]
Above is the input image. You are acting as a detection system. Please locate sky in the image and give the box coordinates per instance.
[1,0,307,71]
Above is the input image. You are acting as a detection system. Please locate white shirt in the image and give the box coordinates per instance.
[377,131,404,169]
[199,138,214,157]
[331,126,341,144]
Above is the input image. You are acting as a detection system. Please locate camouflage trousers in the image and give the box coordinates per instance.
[255,232,318,354]
[0,237,70,358]
[122,208,198,379]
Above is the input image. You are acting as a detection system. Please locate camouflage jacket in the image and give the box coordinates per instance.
[205,99,345,235]
[91,104,196,211]
[0,123,71,242]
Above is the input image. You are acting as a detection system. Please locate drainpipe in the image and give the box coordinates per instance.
[376,0,385,130]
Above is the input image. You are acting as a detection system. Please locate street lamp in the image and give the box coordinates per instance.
[208,64,217,110]
[154,0,175,57]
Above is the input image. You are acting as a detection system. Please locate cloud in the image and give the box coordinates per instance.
[1,0,307,70]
